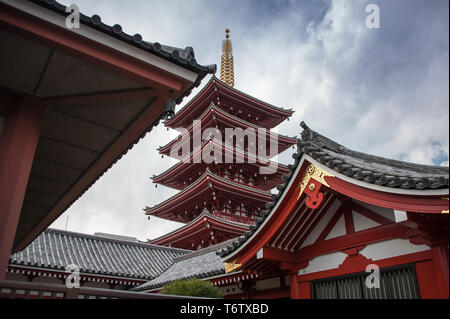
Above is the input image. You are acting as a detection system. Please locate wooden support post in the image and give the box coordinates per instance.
[0,96,46,279]
[289,271,300,299]
[432,246,449,299]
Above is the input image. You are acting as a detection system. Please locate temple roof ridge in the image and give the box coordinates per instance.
[149,212,250,244]
[144,169,272,219]
[157,102,297,154]
[165,75,294,128]
[152,137,290,184]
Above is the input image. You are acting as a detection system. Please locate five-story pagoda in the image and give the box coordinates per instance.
[145,30,297,250]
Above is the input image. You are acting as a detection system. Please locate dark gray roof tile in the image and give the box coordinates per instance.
[9,229,190,280]
[299,121,449,189]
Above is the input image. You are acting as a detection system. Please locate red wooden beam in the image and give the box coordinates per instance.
[314,202,344,244]
[344,210,355,235]
[285,196,334,251]
[258,246,298,263]
[234,184,304,266]
[292,194,337,251]
[297,250,433,283]
[276,205,310,250]
[297,223,411,263]
[325,176,448,214]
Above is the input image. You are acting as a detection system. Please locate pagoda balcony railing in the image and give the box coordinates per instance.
[211,212,253,225]
[0,280,203,299]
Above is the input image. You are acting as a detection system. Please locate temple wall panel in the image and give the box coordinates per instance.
[300,199,341,248]
[82,281,110,289]
[325,215,346,240]
[352,200,395,221]
[359,238,430,261]
[5,272,28,282]
[299,252,348,275]
[220,284,242,296]
[32,276,62,285]
[254,277,280,291]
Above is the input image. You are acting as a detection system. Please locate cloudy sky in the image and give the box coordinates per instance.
[51,0,449,242]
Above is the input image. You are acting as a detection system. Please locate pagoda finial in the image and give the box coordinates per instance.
[220,28,234,87]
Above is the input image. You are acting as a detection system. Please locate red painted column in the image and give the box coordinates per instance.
[298,281,311,299]
[290,272,300,299]
[0,96,46,280]
[432,246,449,299]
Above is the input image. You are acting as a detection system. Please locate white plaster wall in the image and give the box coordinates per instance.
[360,238,430,260]
[298,251,348,275]
[297,239,430,277]
[301,199,397,250]
[352,210,380,232]
[325,215,346,240]
[254,277,280,291]
[352,199,395,222]
[300,199,341,248]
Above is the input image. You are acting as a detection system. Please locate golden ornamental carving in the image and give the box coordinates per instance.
[297,163,334,200]
[224,258,241,273]
[441,196,448,214]
[220,29,234,87]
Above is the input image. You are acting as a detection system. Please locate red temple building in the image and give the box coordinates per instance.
[145,30,297,250]
[134,122,449,299]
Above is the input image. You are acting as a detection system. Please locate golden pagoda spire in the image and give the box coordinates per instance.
[220,28,234,87]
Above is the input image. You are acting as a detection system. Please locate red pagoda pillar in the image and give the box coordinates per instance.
[0,95,46,279]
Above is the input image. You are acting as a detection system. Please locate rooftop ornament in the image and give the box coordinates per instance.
[220,29,234,87]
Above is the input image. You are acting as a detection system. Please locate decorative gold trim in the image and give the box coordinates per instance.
[297,163,334,200]
[441,197,448,213]
[220,29,234,87]
[224,258,241,273]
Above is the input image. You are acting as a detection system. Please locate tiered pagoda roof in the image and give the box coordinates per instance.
[145,31,296,250]
[153,137,290,191]
[149,213,250,250]
[158,101,297,158]
[165,76,294,129]
[145,169,273,224]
